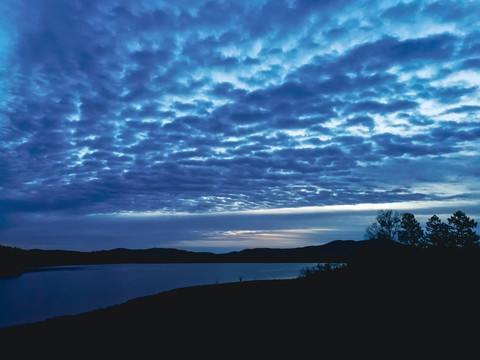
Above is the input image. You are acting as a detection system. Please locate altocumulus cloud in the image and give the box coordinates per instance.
[0,0,479,250]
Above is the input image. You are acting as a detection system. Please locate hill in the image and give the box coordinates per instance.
[0,240,362,277]
[220,239,364,262]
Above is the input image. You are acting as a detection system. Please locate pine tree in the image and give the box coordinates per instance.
[399,212,425,247]
[425,215,451,247]
[447,211,479,248]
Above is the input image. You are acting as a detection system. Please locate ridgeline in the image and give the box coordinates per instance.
[0,240,362,277]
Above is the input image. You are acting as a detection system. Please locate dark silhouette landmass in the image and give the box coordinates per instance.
[0,240,362,277]
[1,239,479,356]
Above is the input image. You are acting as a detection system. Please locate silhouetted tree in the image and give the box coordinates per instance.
[425,215,451,247]
[365,210,401,243]
[447,211,479,248]
[365,210,479,251]
[399,212,425,247]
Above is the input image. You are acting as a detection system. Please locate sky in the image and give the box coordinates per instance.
[0,0,479,252]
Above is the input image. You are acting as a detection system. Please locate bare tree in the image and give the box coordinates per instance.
[365,210,401,243]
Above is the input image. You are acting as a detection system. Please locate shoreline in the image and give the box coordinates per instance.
[0,262,315,329]
[3,247,480,356]
[3,256,480,356]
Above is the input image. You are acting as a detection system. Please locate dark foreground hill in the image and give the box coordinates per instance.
[2,245,480,357]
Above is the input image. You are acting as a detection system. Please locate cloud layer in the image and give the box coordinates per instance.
[1,0,479,249]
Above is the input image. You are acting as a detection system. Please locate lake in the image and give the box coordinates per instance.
[0,262,316,329]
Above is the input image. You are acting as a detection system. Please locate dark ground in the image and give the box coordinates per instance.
[2,247,480,357]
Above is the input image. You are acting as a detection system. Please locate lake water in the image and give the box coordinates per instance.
[0,262,315,329]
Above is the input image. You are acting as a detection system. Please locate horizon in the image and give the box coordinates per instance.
[2,204,478,253]
[1,0,479,252]
[2,236,357,253]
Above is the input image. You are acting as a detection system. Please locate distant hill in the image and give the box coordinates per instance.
[1,239,371,276]
[220,240,364,262]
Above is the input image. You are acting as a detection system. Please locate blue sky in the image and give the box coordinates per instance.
[1,0,479,251]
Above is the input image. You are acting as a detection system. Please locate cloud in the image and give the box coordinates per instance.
[337,33,457,72]
[461,58,480,70]
[0,0,479,250]
[443,105,480,114]
[349,100,418,114]
[423,1,478,22]
[346,116,375,129]
[382,2,420,22]
[431,86,478,103]
[372,133,455,157]
[430,121,480,142]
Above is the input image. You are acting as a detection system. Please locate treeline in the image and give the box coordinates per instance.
[365,210,479,248]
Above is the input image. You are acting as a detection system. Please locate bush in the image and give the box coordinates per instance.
[298,263,346,278]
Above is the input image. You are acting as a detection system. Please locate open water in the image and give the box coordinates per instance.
[0,262,315,328]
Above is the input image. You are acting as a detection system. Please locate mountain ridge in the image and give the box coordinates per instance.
[1,239,363,276]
